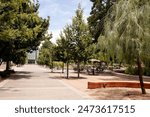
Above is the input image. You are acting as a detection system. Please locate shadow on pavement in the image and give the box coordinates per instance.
[49,76,87,80]
[0,87,20,92]
[9,71,32,80]
[80,72,114,76]
[44,71,64,74]
[16,71,33,74]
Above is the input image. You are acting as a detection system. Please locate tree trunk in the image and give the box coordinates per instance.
[51,61,53,73]
[62,62,64,73]
[0,61,2,66]
[66,61,69,79]
[119,62,122,69]
[77,61,80,78]
[137,56,146,94]
[6,61,10,71]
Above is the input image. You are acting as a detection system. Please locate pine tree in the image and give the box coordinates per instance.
[88,0,115,42]
[0,0,49,70]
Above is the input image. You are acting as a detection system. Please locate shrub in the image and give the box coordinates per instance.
[125,66,138,75]
[125,66,150,76]
[52,62,64,69]
[143,67,150,76]
[73,65,84,71]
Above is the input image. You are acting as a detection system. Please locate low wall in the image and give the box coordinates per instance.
[88,81,150,89]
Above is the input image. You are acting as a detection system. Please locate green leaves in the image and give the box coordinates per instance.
[0,0,49,65]
[98,0,150,65]
[55,5,92,64]
[88,0,114,42]
[37,38,53,67]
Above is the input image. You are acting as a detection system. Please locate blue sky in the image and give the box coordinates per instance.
[38,0,92,43]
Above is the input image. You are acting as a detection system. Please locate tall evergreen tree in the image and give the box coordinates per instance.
[88,0,115,42]
[71,5,92,78]
[0,0,49,70]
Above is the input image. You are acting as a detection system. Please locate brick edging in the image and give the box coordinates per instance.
[88,81,150,89]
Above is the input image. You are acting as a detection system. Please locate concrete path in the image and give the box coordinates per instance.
[0,65,91,100]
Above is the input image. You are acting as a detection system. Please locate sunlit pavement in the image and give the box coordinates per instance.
[0,64,91,100]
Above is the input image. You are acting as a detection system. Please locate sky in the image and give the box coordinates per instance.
[38,0,92,43]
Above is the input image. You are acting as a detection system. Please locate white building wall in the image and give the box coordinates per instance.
[27,50,39,64]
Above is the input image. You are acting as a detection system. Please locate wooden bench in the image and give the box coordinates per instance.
[88,81,150,89]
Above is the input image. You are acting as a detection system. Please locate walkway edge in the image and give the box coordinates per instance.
[59,80,93,100]
[0,79,10,87]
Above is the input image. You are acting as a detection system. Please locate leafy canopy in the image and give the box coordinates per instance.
[0,0,49,64]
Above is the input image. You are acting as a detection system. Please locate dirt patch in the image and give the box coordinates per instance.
[49,71,150,100]
[88,88,150,100]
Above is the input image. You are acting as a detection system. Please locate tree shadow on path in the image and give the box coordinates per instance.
[49,75,87,80]
[9,71,33,80]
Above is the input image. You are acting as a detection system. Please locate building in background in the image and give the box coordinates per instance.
[27,50,39,64]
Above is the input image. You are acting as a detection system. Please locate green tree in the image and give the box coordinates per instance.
[71,5,92,78]
[0,0,49,70]
[55,33,68,73]
[12,50,27,65]
[98,0,150,94]
[56,5,93,78]
[55,25,74,78]
[88,0,115,42]
[37,35,53,68]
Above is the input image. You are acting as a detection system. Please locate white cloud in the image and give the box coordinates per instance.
[48,29,60,44]
[38,0,92,44]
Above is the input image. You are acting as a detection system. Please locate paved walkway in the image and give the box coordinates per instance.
[0,65,91,100]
